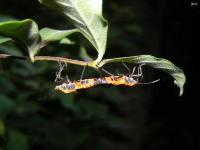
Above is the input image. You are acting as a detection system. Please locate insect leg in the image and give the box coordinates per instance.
[115,64,119,75]
[128,64,144,82]
[129,64,144,79]
[137,64,144,80]
[128,66,139,81]
[131,66,136,75]
[115,64,122,76]
[100,67,114,76]
[80,64,87,80]
[64,62,71,83]
[129,66,136,77]
[122,60,131,74]
[55,61,65,82]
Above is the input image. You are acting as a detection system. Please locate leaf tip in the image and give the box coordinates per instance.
[174,73,186,96]
[174,80,183,96]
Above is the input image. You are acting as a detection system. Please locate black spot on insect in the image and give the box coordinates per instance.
[81,80,89,85]
[110,76,117,81]
[71,84,75,89]
[66,83,75,90]
[94,78,107,85]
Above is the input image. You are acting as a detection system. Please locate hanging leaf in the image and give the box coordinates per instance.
[79,46,93,61]
[0,19,41,61]
[59,38,75,45]
[98,55,186,96]
[39,0,108,63]
[39,27,78,46]
[0,35,12,44]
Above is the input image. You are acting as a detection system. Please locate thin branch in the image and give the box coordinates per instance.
[0,53,89,66]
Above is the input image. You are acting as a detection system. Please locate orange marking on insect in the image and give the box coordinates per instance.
[105,76,138,86]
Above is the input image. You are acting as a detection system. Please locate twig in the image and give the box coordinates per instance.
[0,53,89,67]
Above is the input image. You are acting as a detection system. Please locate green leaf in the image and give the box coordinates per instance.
[39,0,108,62]
[6,130,29,150]
[0,19,41,61]
[0,42,23,56]
[39,27,78,45]
[79,46,93,61]
[0,35,12,44]
[59,38,75,45]
[99,55,186,96]
[0,94,16,117]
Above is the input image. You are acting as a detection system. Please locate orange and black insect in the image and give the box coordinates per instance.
[55,78,95,94]
[53,62,159,94]
[54,75,136,94]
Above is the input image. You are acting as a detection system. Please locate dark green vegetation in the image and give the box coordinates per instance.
[0,0,192,150]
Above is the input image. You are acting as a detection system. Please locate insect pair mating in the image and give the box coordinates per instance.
[53,61,160,94]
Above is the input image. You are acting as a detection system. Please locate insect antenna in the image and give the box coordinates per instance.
[48,88,57,97]
[138,79,160,85]
[38,87,57,101]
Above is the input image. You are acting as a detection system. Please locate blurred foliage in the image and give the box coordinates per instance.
[0,0,188,150]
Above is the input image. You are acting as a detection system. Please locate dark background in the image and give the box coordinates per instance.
[0,0,199,150]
